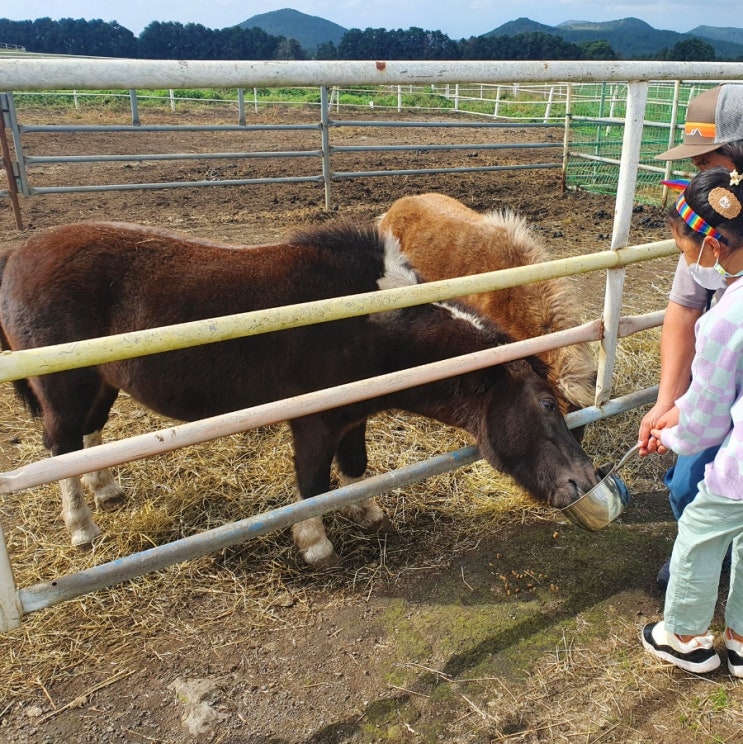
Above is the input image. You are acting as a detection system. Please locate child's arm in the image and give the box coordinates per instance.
[660,313,740,455]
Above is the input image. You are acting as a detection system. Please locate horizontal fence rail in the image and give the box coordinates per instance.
[19,382,661,617]
[3,59,743,89]
[0,239,676,383]
[0,241,675,630]
[3,65,743,221]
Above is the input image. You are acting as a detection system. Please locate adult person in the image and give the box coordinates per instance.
[641,166,743,676]
[638,84,743,589]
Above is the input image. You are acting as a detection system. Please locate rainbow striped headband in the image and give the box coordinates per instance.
[675,193,724,241]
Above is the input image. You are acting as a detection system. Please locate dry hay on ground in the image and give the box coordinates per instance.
[0,327,670,708]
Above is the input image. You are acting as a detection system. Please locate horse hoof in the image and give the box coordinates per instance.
[94,489,127,511]
[71,524,101,550]
[310,550,341,570]
[364,515,395,534]
[302,541,341,569]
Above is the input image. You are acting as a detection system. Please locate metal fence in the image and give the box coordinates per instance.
[2,76,738,232]
[2,58,743,630]
[0,85,565,228]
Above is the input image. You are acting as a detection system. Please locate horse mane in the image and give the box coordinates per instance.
[0,247,43,417]
[380,194,597,412]
[287,219,383,256]
[482,210,597,409]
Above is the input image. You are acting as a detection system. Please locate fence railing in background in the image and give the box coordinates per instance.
[2,78,734,230]
[0,86,565,225]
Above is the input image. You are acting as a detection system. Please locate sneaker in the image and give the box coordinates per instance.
[641,621,720,673]
[724,628,743,678]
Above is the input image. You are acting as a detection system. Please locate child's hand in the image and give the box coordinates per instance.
[647,406,679,455]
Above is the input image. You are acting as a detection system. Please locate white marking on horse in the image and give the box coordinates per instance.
[433,302,487,332]
[81,431,126,509]
[60,477,101,548]
[337,473,386,528]
[377,233,419,290]
[291,517,339,568]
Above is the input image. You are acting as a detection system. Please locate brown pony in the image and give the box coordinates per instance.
[0,220,600,567]
[378,193,597,417]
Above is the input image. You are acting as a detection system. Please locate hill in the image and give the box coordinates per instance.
[237,8,346,53]
[689,25,743,45]
[236,9,743,60]
[486,16,743,59]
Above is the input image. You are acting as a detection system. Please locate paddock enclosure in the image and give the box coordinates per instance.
[1,60,743,742]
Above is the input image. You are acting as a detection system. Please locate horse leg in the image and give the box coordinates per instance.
[335,421,392,533]
[288,418,339,569]
[60,475,101,548]
[33,373,114,548]
[81,431,126,510]
[80,385,125,510]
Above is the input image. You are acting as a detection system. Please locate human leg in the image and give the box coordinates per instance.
[724,533,743,677]
[657,445,722,589]
[663,481,735,634]
[664,445,720,520]
[643,481,741,673]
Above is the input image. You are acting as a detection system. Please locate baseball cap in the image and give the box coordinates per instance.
[656,84,743,160]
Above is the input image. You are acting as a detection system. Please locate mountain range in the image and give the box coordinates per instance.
[238,9,743,59]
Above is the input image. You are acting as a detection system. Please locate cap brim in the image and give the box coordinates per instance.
[655,140,721,160]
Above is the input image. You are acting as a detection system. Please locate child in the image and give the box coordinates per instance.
[643,166,743,676]
[640,84,743,590]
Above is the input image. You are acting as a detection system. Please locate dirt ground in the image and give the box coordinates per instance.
[0,105,741,743]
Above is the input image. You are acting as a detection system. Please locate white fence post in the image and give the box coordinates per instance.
[129,89,140,126]
[596,80,650,407]
[237,87,246,126]
[0,525,21,632]
[543,85,555,123]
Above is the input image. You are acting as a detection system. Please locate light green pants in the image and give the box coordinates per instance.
[664,480,743,636]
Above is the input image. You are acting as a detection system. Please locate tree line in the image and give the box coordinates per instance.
[0,17,720,61]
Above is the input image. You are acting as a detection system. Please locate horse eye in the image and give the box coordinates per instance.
[541,398,558,413]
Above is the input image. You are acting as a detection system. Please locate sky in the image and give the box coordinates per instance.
[0,0,739,39]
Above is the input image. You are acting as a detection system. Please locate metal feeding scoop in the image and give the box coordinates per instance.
[560,443,640,531]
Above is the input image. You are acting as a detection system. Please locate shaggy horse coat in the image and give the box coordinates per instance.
[0,220,600,566]
[378,192,597,416]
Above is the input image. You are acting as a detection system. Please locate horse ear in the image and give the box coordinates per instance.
[523,354,550,381]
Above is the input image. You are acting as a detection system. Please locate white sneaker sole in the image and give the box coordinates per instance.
[642,630,721,674]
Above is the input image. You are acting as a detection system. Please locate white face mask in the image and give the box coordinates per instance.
[689,244,727,291]
[713,258,743,280]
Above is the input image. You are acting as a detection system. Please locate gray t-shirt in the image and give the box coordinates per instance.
[668,254,725,309]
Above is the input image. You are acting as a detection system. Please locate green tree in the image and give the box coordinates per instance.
[275,37,306,60]
[138,21,187,58]
[0,17,136,56]
[459,32,584,60]
[315,40,338,59]
[580,40,617,60]
[335,27,459,60]
[657,37,716,61]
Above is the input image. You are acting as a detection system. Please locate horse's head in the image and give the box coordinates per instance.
[475,357,601,508]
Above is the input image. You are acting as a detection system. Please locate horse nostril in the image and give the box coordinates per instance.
[597,463,612,478]
[553,480,580,508]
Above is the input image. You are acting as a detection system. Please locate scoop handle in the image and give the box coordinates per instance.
[613,443,641,471]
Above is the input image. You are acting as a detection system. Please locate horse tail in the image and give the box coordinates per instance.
[0,248,43,418]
